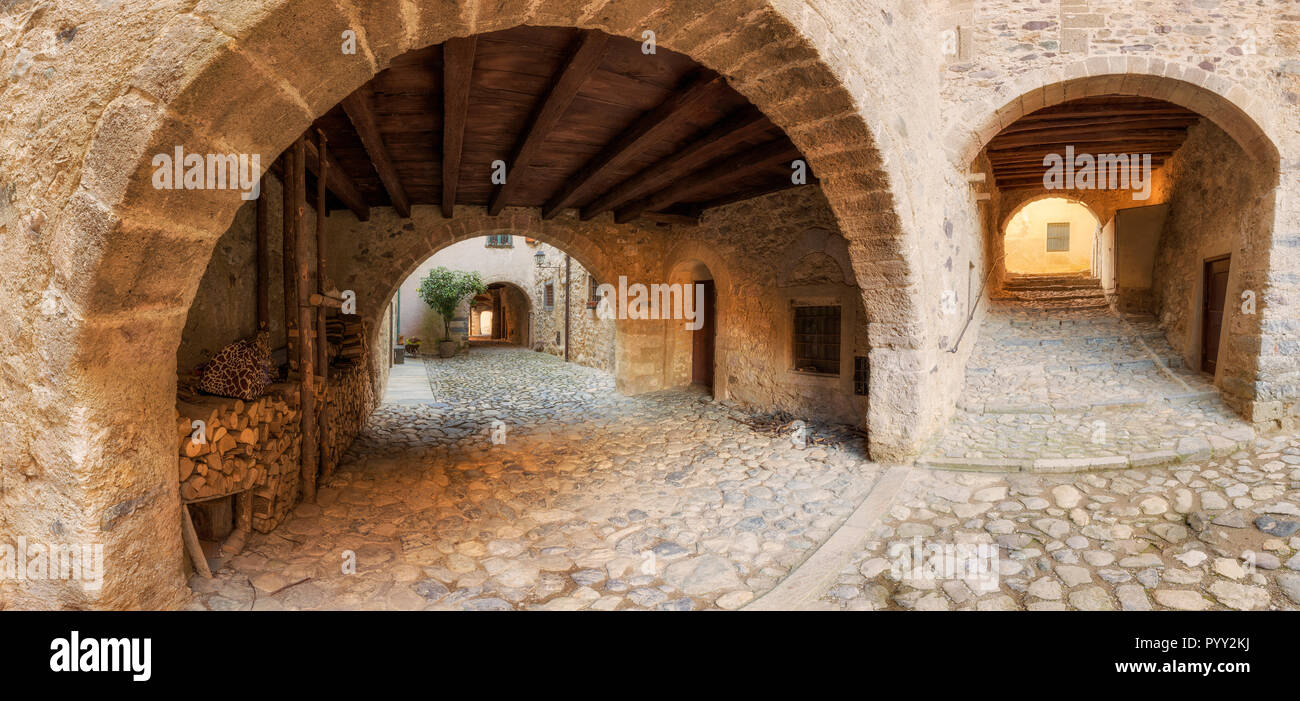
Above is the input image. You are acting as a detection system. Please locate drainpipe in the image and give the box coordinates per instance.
[564,253,571,362]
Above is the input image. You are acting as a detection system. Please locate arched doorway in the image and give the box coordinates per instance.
[16,1,925,609]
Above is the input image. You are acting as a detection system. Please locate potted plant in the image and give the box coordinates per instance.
[417,267,486,358]
[404,337,422,356]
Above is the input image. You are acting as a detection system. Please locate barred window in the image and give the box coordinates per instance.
[544,282,555,309]
[486,233,513,247]
[793,305,841,375]
[854,356,869,396]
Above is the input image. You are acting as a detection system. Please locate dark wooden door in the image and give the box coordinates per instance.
[692,280,716,389]
[1201,255,1230,375]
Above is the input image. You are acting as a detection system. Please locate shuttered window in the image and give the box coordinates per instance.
[1045,222,1070,252]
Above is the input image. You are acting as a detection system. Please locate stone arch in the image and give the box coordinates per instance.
[777,227,855,288]
[998,194,1101,235]
[950,60,1280,169]
[953,60,1287,428]
[32,0,924,608]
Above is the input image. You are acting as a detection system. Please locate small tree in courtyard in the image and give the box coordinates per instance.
[417,267,486,344]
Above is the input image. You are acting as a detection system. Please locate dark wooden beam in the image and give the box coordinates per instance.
[996,116,1198,138]
[615,139,800,223]
[694,177,813,212]
[441,36,476,219]
[541,71,727,219]
[639,209,701,226]
[303,138,369,221]
[580,108,768,220]
[255,173,270,332]
[488,30,610,216]
[988,128,1191,151]
[342,83,411,217]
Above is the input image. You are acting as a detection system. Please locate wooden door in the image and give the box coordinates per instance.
[1201,255,1230,375]
[691,280,716,389]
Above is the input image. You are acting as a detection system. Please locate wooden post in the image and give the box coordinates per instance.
[281,152,298,370]
[256,173,270,332]
[315,129,332,480]
[180,505,212,579]
[293,135,318,503]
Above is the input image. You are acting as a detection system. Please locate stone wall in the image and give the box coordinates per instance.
[1150,119,1276,418]
[662,187,871,425]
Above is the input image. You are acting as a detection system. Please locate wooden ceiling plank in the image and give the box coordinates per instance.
[303,137,370,221]
[342,84,412,217]
[580,108,768,220]
[541,71,727,219]
[441,36,476,218]
[615,138,799,223]
[487,30,611,216]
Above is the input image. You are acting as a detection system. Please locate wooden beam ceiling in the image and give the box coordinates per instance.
[541,71,726,219]
[294,26,810,225]
[616,139,801,223]
[984,95,1200,192]
[487,31,610,216]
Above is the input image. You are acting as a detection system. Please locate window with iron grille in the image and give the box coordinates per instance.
[588,276,601,305]
[854,356,869,396]
[544,282,555,309]
[1045,222,1070,252]
[793,305,841,375]
[486,233,513,248]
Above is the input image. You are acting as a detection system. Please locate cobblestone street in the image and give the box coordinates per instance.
[186,347,880,610]
[820,435,1300,611]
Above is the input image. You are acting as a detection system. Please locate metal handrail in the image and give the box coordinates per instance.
[945,253,1007,353]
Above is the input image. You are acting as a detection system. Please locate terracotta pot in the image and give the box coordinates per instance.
[438,340,457,358]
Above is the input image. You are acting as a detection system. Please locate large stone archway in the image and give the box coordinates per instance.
[954,64,1289,429]
[2,0,932,609]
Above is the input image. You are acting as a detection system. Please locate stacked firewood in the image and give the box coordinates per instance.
[319,361,374,478]
[327,315,366,365]
[176,388,300,505]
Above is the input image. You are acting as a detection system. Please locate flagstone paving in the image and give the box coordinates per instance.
[184,346,880,611]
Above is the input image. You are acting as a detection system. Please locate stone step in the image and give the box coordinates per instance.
[920,428,1256,474]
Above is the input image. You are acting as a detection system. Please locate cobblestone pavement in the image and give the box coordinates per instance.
[923,300,1254,471]
[186,347,880,611]
[819,432,1300,610]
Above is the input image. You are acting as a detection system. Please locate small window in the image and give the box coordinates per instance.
[854,356,869,396]
[1045,222,1070,252]
[587,276,600,305]
[486,233,513,248]
[793,305,841,375]
[544,282,555,309]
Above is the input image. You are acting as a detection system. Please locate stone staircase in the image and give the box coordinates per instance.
[921,279,1255,473]
[993,272,1109,311]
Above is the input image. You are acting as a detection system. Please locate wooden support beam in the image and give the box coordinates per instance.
[310,292,345,308]
[441,36,476,219]
[315,129,331,376]
[293,135,318,504]
[180,505,212,579]
[615,139,800,223]
[580,108,767,220]
[342,84,411,217]
[542,71,727,219]
[255,173,270,332]
[488,31,610,216]
[303,137,370,222]
[314,129,332,485]
[281,152,298,371]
